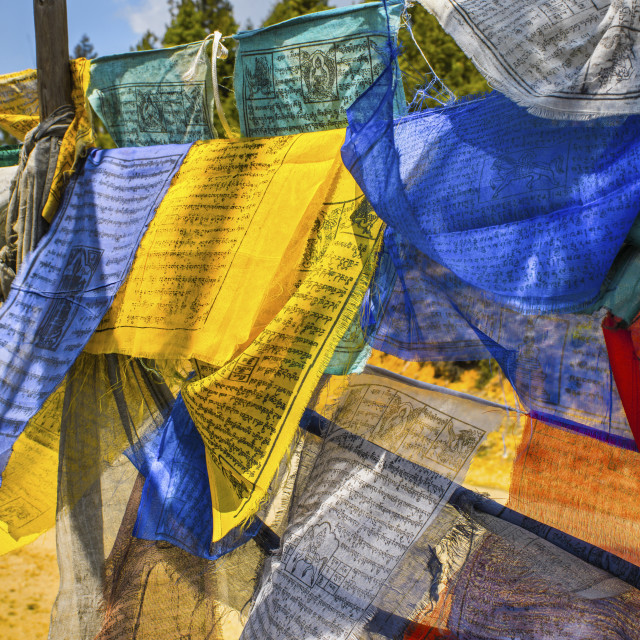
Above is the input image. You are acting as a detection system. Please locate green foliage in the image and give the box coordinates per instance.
[399,5,489,101]
[430,359,497,389]
[474,359,498,390]
[262,0,330,28]
[163,0,206,46]
[163,0,238,46]
[73,34,98,60]
[132,30,160,52]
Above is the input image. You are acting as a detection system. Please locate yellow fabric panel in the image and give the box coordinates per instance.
[183,158,383,542]
[0,382,64,554]
[42,58,95,223]
[85,128,383,542]
[0,62,94,222]
[0,353,173,557]
[86,128,349,365]
[0,69,39,141]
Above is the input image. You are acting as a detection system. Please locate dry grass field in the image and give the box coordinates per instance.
[0,528,58,640]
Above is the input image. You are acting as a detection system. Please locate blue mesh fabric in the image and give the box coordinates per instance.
[132,394,261,560]
[366,229,635,448]
[342,62,640,313]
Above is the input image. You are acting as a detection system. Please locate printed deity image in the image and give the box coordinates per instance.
[234,1,406,137]
[35,246,103,351]
[300,46,338,102]
[284,522,341,589]
[137,90,166,132]
[245,55,275,100]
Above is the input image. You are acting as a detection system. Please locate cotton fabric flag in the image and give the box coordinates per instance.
[244,367,640,640]
[84,128,384,543]
[0,145,21,167]
[47,354,173,640]
[0,105,74,300]
[602,313,640,445]
[88,41,218,147]
[366,230,633,444]
[0,380,64,555]
[0,144,188,482]
[233,0,406,138]
[407,503,640,639]
[404,488,640,638]
[0,69,38,140]
[343,59,640,313]
[86,129,370,366]
[0,165,16,249]
[587,237,640,324]
[508,417,640,567]
[179,168,382,543]
[417,0,640,119]
[41,58,96,223]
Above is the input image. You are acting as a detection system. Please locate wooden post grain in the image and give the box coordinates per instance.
[33,0,72,120]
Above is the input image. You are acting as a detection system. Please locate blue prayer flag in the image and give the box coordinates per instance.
[343,63,640,313]
[0,145,189,477]
[133,395,260,560]
[367,229,635,448]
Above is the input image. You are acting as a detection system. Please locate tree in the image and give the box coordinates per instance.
[262,0,330,28]
[163,0,237,46]
[72,34,97,60]
[132,29,160,52]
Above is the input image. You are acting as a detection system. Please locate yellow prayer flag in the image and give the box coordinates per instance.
[0,62,95,223]
[42,58,95,223]
[85,129,384,541]
[184,166,382,541]
[0,69,39,141]
[87,128,351,364]
[0,352,175,557]
[0,384,64,554]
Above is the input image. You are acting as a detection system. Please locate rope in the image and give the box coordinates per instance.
[211,31,236,138]
[183,32,236,139]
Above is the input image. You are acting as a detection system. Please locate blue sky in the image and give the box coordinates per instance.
[0,0,355,75]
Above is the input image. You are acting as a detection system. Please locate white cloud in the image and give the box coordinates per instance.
[119,0,171,36]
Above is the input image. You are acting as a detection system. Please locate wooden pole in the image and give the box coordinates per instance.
[33,0,72,120]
